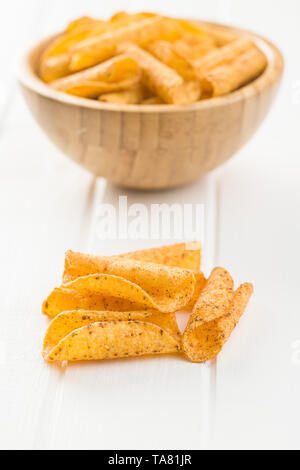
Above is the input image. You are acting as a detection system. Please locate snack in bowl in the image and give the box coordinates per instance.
[50,55,140,98]
[20,13,283,190]
[42,243,253,365]
[38,11,267,104]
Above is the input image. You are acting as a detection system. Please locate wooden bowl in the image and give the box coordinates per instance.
[19,22,284,190]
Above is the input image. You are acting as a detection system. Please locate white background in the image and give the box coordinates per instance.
[1,0,300,450]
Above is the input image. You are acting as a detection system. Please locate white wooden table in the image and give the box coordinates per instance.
[1,0,299,450]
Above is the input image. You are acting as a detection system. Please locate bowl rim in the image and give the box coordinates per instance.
[18,20,284,114]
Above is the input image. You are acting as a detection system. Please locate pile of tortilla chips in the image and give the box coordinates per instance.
[39,11,267,104]
[42,242,253,365]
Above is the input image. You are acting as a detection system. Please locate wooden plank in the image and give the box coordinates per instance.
[211,2,300,449]
[214,130,300,449]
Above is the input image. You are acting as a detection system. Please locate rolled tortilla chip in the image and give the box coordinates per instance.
[119,43,201,104]
[177,20,207,36]
[173,35,216,62]
[99,84,149,104]
[63,251,195,288]
[45,321,180,363]
[62,270,195,313]
[44,244,204,318]
[43,310,181,357]
[40,14,162,82]
[147,40,197,80]
[52,78,140,99]
[40,27,107,82]
[41,28,106,61]
[117,242,202,271]
[201,47,267,98]
[67,12,153,33]
[51,55,139,92]
[63,13,158,54]
[193,38,255,75]
[186,267,234,324]
[42,287,143,319]
[194,23,238,46]
[62,245,206,312]
[39,54,71,83]
[122,241,206,310]
[174,20,218,59]
[183,283,253,362]
[70,16,180,71]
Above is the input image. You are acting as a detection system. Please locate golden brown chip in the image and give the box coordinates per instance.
[194,22,238,46]
[63,251,194,287]
[62,244,206,313]
[40,13,162,82]
[200,47,267,97]
[124,243,205,311]
[183,283,253,362]
[43,310,149,356]
[54,78,139,99]
[40,25,111,82]
[45,321,180,363]
[46,17,128,61]
[43,310,181,357]
[174,20,218,61]
[63,270,195,313]
[193,38,255,75]
[117,241,202,271]
[70,16,180,71]
[186,267,234,324]
[145,311,181,340]
[41,28,105,61]
[44,245,203,318]
[119,42,201,104]
[39,54,71,83]
[147,40,197,80]
[63,252,196,312]
[173,32,216,60]
[42,287,142,319]
[39,12,266,101]
[50,55,139,97]
[176,19,208,37]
